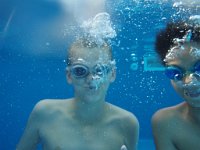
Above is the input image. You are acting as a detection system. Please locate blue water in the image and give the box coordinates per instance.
[1,0,199,150]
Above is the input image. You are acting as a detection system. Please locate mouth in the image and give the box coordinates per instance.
[185,89,200,98]
[85,85,98,91]
[89,86,98,90]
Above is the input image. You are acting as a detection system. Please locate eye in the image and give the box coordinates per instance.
[94,65,104,75]
[165,66,183,81]
[71,65,88,77]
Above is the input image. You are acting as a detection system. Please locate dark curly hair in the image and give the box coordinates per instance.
[155,20,200,65]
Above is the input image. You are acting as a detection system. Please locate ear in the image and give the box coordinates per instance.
[66,67,72,84]
[110,68,116,82]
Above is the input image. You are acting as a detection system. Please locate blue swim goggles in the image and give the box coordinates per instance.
[165,61,200,81]
[68,63,113,78]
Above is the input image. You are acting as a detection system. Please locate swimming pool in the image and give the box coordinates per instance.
[1,0,199,149]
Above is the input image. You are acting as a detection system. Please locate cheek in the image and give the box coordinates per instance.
[171,81,185,97]
[71,77,85,86]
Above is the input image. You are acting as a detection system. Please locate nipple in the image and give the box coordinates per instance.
[121,145,128,150]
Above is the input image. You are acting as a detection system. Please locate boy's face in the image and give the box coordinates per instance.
[67,46,116,102]
[165,43,200,107]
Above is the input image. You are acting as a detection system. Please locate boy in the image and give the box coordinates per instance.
[17,38,139,150]
[152,19,200,150]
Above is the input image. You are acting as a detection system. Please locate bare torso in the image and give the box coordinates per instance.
[152,102,200,150]
[39,105,125,150]
[17,99,138,150]
[40,117,125,150]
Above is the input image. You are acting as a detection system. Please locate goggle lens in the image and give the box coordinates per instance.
[165,66,183,81]
[94,64,109,76]
[165,61,200,81]
[70,64,111,78]
[71,65,88,78]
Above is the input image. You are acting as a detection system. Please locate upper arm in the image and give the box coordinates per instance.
[151,110,177,150]
[124,114,139,150]
[16,101,45,150]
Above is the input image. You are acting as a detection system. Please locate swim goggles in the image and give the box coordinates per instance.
[165,61,200,81]
[68,63,113,78]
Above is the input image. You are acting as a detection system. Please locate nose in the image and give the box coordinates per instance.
[85,73,100,82]
[182,73,200,89]
[85,72,93,81]
[184,73,198,84]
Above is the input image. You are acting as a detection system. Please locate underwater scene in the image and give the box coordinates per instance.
[1,0,200,150]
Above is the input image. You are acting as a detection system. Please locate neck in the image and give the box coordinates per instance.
[187,103,200,125]
[72,97,107,124]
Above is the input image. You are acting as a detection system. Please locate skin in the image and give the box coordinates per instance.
[16,45,139,150]
[152,43,200,150]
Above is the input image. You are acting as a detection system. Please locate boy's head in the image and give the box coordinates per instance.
[66,38,116,102]
[155,20,200,107]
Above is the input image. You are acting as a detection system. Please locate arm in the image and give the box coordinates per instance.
[151,110,178,150]
[124,114,139,150]
[16,103,42,150]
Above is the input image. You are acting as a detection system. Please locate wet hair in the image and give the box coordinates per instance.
[66,38,113,66]
[155,20,200,65]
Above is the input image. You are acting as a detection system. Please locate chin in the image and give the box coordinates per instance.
[82,92,101,101]
[83,97,101,104]
[188,103,200,108]
[185,98,200,108]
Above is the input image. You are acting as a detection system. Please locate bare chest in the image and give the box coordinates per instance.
[39,120,124,150]
[174,122,200,150]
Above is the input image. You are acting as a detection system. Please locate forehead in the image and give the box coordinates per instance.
[167,43,200,68]
[69,46,111,63]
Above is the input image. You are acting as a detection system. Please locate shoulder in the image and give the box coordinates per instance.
[107,103,139,130]
[152,106,177,127]
[107,103,139,149]
[152,107,175,123]
[151,106,176,142]
[33,99,61,112]
[32,99,71,119]
[151,103,185,135]
[152,103,185,125]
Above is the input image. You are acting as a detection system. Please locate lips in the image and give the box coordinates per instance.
[84,85,98,90]
[185,89,200,98]
[88,86,98,90]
